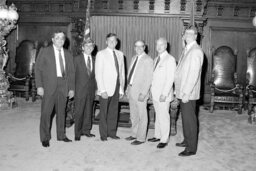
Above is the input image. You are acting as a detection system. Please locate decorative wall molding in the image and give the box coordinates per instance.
[207,0,256,19]
[8,0,207,18]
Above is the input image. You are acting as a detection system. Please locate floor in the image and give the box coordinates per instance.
[0,98,255,171]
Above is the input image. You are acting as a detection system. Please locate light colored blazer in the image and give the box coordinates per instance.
[175,42,204,100]
[151,51,176,102]
[95,48,125,97]
[128,53,153,101]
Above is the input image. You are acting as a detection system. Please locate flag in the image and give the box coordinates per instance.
[83,0,91,41]
[190,0,195,26]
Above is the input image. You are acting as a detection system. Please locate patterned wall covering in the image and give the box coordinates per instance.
[90,15,183,66]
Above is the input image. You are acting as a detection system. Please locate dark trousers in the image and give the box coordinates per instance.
[180,100,198,153]
[99,80,120,139]
[74,94,94,138]
[40,78,68,142]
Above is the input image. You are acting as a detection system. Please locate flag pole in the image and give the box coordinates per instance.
[190,0,195,26]
[83,0,91,41]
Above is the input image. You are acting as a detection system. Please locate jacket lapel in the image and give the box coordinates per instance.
[50,46,57,77]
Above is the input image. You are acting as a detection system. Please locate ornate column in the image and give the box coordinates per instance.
[0,1,19,109]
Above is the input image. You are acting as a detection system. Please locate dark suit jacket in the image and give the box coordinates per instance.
[35,45,75,96]
[74,54,96,99]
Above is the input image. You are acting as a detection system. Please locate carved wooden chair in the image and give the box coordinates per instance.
[7,40,37,101]
[246,47,256,117]
[210,46,243,114]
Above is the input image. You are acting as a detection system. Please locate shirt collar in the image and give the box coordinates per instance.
[158,50,168,59]
[83,53,91,58]
[185,41,196,51]
[107,47,115,53]
[53,45,63,52]
[137,52,145,59]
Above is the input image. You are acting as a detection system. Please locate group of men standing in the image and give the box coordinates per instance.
[35,25,203,157]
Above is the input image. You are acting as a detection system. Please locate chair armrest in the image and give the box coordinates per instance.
[6,73,30,82]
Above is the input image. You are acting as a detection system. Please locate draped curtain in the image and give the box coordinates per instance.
[91,15,184,67]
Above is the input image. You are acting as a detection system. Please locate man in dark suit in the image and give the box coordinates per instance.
[35,31,75,147]
[74,39,96,141]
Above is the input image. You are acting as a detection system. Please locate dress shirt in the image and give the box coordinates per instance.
[53,45,65,77]
[185,41,197,54]
[129,53,144,85]
[157,50,168,63]
[83,53,93,72]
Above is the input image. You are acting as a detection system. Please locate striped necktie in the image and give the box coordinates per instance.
[127,56,138,85]
[58,49,65,77]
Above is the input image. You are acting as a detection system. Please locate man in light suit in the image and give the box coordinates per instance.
[175,26,204,157]
[148,38,176,149]
[125,40,153,145]
[95,33,125,141]
[73,38,96,141]
[35,31,75,147]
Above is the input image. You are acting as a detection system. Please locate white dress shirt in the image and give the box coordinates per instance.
[53,45,65,77]
[129,53,143,85]
[185,41,197,54]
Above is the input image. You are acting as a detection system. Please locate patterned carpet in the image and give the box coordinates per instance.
[0,98,255,171]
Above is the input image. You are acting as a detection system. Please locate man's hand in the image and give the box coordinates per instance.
[37,87,44,97]
[159,95,166,102]
[101,92,108,99]
[119,93,124,99]
[125,86,130,97]
[68,90,74,99]
[182,94,189,103]
[138,93,146,102]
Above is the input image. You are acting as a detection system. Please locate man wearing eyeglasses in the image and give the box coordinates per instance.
[125,40,153,145]
[175,26,204,157]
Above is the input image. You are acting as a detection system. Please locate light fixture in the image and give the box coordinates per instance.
[0,1,19,109]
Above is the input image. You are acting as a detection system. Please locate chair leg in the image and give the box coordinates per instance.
[31,78,36,102]
[210,94,214,113]
[25,91,29,101]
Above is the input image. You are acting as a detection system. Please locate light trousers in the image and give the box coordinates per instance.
[153,100,170,143]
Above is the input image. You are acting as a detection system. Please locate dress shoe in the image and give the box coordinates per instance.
[176,141,187,147]
[58,137,72,142]
[100,137,107,141]
[125,136,136,141]
[109,136,120,140]
[75,137,81,141]
[131,140,144,145]
[42,140,50,147]
[148,137,160,142]
[178,149,196,157]
[82,133,95,138]
[157,143,168,149]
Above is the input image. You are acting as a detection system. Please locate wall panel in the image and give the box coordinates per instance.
[91,15,183,67]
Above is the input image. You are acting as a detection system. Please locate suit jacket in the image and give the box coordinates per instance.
[175,42,204,100]
[74,54,96,99]
[151,51,176,102]
[128,53,153,101]
[95,48,125,97]
[35,45,75,96]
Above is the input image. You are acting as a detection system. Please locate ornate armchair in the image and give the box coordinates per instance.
[210,46,243,114]
[246,47,256,117]
[7,40,37,101]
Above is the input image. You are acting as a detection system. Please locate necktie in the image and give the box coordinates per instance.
[154,56,160,71]
[113,50,119,77]
[58,49,65,77]
[127,56,138,85]
[87,55,91,75]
